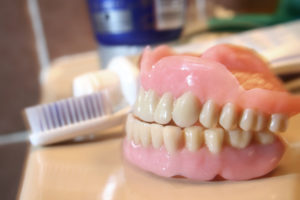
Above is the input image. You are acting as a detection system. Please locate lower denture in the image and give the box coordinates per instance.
[124,113,285,180]
[123,44,300,181]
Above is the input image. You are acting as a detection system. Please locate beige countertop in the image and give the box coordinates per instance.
[18,114,300,200]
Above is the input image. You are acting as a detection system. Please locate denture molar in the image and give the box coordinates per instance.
[219,103,238,130]
[269,114,288,133]
[254,112,267,132]
[184,126,204,152]
[255,131,275,144]
[239,109,257,131]
[172,92,201,127]
[199,100,219,128]
[151,124,163,149]
[228,129,252,149]
[204,128,224,154]
[163,126,183,153]
[154,92,173,124]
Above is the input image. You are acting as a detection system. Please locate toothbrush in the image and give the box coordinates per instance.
[24,91,130,146]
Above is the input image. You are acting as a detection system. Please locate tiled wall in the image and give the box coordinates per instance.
[38,0,97,60]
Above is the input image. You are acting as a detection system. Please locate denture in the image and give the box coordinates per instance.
[123,44,300,181]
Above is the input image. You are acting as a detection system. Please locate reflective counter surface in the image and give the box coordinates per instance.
[19,115,300,200]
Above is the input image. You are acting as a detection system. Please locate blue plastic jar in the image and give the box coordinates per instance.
[87,0,185,45]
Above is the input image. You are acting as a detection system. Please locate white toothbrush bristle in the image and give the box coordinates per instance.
[38,106,47,131]
[62,100,71,125]
[91,94,101,117]
[24,92,113,134]
[51,104,60,128]
[68,98,77,123]
[57,101,66,126]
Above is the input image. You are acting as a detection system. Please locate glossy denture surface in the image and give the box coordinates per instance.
[140,45,300,115]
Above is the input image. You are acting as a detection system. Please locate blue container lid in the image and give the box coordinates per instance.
[87,0,184,45]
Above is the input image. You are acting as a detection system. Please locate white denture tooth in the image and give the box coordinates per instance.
[125,114,134,140]
[255,131,275,145]
[239,109,257,131]
[163,126,183,154]
[133,88,145,117]
[139,122,151,147]
[172,92,201,127]
[219,103,238,130]
[269,114,288,133]
[204,128,224,154]
[133,119,140,144]
[184,126,203,152]
[154,93,173,124]
[228,129,252,149]
[139,89,159,122]
[151,124,163,149]
[254,112,267,132]
[199,100,219,128]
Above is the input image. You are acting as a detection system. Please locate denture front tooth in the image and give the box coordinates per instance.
[133,88,145,117]
[163,126,183,154]
[139,89,159,122]
[239,109,257,131]
[184,126,203,152]
[204,128,224,154]
[228,129,252,149]
[219,103,238,130]
[125,114,134,140]
[269,114,288,133]
[133,120,141,144]
[199,100,219,128]
[254,112,267,132]
[139,122,151,147]
[172,92,201,128]
[151,124,163,149]
[255,131,275,145]
[154,93,173,124]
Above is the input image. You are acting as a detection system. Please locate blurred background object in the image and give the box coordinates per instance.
[205,0,300,30]
[87,0,185,67]
[38,0,97,60]
[0,0,40,134]
[0,0,98,134]
[0,1,97,199]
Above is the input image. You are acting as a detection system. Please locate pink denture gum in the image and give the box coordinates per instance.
[123,44,300,181]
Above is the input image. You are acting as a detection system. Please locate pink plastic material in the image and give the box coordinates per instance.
[123,138,285,181]
[139,44,300,115]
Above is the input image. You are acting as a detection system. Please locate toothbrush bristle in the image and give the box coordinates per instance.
[25,92,112,133]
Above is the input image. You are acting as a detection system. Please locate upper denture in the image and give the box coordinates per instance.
[140,45,300,116]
